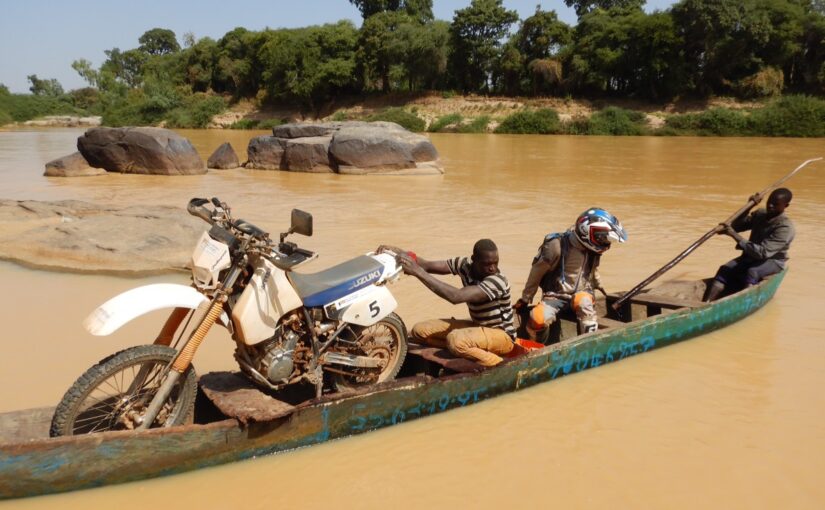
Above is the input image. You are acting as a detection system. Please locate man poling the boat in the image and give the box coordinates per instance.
[703,188,795,302]
[515,208,627,339]
[612,157,822,312]
[377,240,517,367]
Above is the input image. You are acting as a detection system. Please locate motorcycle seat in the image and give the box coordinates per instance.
[289,255,385,307]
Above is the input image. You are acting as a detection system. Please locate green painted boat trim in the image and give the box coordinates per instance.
[0,271,786,500]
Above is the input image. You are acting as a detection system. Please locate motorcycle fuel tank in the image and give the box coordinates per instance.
[232,258,303,345]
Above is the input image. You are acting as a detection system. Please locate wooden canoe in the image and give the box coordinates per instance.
[0,271,786,500]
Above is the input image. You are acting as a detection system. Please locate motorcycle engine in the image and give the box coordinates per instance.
[256,329,300,384]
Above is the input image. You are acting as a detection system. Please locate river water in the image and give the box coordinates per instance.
[1,128,824,508]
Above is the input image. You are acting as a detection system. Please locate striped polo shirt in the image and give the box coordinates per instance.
[447,257,516,339]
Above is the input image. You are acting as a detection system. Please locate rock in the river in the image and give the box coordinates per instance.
[283,136,333,173]
[77,127,206,175]
[207,142,240,170]
[273,123,341,139]
[44,152,107,177]
[245,136,287,170]
[244,121,442,175]
[0,199,205,274]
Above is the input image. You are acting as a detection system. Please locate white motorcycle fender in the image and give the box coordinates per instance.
[83,283,213,336]
[340,285,397,327]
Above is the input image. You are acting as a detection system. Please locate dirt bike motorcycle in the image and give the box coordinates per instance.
[50,198,408,437]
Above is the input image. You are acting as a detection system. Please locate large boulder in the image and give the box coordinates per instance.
[77,127,205,175]
[207,142,240,170]
[0,200,204,274]
[44,152,107,177]
[329,125,440,170]
[283,137,333,173]
[245,136,287,170]
[244,121,442,175]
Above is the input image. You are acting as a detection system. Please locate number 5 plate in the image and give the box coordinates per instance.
[337,286,397,326]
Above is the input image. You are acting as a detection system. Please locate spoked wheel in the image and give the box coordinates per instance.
[330,313,407,393]
[49,345,197,437]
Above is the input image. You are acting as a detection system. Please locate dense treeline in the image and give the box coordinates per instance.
[2,0,825,130]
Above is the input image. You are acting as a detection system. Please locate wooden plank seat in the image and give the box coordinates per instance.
[199,371,296,425]
[608,292,705,310]
[406,343,485,374]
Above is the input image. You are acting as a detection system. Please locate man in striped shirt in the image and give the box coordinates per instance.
[378,239,516,367]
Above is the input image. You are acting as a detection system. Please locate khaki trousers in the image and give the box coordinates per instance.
[411,318,514,367]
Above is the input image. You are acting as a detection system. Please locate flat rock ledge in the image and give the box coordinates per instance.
[246,121,443,175]
[44,152,107,177]
[0,200,204,275]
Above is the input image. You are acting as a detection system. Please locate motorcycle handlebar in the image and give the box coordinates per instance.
[187,198,215,225]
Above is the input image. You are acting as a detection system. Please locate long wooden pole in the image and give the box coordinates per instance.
[611,157,822,311]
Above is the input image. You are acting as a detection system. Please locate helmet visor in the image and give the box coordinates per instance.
[590,226,613,249]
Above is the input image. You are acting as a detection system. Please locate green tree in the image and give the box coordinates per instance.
[71,59,100,87]
[493,40,526,94]
[261,21,359,114]
[349,0,433,22]
[27,75,64,96]
[396,20,451,90]
[138,28,181,55]
[449,0,519,93]
[569,8,686,99]
[214,27,268,96]
[181,37,218,92]
[100,48,148,88]
[504,6,572,95]
[358,11,415,92]
[517,7,572,61]
[0,83,9,95]
[672,0,807,96]
[564,0,646,18]
[797,9,825,92]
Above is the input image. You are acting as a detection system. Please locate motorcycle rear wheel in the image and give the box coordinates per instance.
[49,345,197,437]
[331,313,407,393]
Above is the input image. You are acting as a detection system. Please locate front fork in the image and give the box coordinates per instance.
[138,264,242,430]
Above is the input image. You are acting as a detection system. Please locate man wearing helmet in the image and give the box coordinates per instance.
[703,188,794,302]
[516,208,627,338]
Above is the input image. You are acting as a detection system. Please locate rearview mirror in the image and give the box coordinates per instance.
[291,209,313,237]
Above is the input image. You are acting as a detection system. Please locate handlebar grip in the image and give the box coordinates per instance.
[211,197,222,208]
[187,198,214,224]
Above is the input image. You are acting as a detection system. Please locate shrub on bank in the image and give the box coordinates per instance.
[257,118,283,129]
[494,108,560,134]
[428,113,463,132]
[749,95,825,137]
[166,95,226,129]
[229,118,260,129]
[665,108,749,136]
[102,90,227,128]
[734,67,784,99]
[367,107,426,132]
[0,93,85,122]
[457,115,490,133]
[571,107,647,136]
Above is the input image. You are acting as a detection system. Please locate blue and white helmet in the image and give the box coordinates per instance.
[575,208,627,253]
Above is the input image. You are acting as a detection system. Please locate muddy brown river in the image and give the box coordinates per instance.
[1,128,824,508]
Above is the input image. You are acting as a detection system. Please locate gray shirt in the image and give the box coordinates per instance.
[733,209,795,265]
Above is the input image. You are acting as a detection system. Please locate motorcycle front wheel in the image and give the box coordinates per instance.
[331,312,408,393]
[49,345,197,437]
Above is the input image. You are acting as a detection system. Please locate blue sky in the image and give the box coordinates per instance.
[0,0,675,93]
